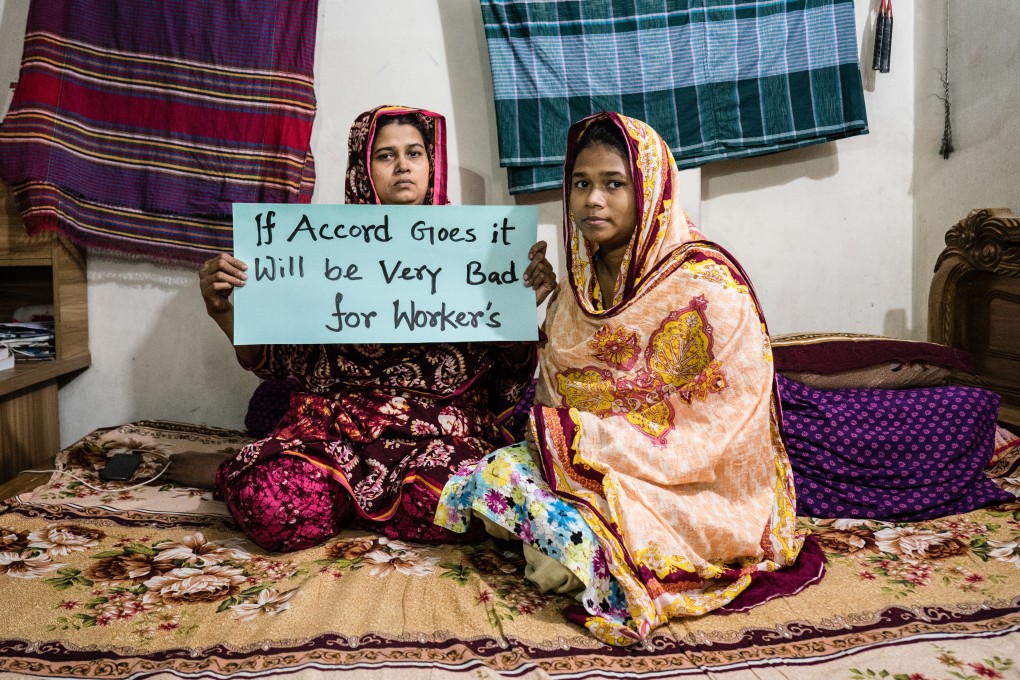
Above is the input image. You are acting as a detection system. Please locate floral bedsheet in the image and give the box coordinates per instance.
[0,420,1017,679]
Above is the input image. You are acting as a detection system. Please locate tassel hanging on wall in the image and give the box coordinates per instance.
[938,0,954,159]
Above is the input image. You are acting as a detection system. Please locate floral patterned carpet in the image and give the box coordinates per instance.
[0,420,1018,679]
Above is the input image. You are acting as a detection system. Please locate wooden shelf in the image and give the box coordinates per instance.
[0,184,90,483]
[0,256,51,266]
[0,354,91,398]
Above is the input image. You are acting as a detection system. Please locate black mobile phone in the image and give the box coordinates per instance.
[99,452,142,482]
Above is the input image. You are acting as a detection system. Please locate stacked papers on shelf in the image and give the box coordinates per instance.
[0,321,56,361]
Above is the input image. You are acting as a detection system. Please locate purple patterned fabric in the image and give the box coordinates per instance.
[505,378,538,442]
[0,0,318,264]
[778,375,1013,521]
[244,377,300,438]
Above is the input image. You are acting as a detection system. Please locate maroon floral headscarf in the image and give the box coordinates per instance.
[344,104,448,205]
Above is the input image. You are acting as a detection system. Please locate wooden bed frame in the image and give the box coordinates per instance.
[929,207,1020,432]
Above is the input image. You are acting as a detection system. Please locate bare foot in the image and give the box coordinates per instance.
[163,451,229,491]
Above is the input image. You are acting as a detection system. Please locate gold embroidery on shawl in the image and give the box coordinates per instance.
[621,118,663,299]
[681,258,750,295]
[658,199,673,239]
[556,297,727,443]
[623,403,671,440]
[759,516,776,562]
[555,369,614,414]
[568,231,594,305]
[634,542,696,579]
[762,322,774,363]
[768,409,806,563]
[587,324,641,370]
[655,578,707,595]
[681,254,769,325]
[657,575,753,619]
[646,300,727,402]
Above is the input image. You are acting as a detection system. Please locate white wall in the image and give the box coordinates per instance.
[0,1,1014,447]
[912,1,1020,334]
[700,1,915,338]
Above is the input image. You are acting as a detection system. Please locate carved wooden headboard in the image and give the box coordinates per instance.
[928,208,1020,432]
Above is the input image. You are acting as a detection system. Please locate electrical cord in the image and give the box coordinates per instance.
[21,450,173,493]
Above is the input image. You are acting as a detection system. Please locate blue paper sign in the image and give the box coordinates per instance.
[232,204,539,344]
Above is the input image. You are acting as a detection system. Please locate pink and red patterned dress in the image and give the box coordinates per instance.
[219,341,533,551]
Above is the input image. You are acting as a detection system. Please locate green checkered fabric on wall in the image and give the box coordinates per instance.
[481,0,869,194]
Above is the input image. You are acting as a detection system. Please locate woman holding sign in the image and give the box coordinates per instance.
[180,105,556,551]
[435,113,807,644]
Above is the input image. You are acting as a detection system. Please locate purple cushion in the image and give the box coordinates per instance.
[778,374,1012,521]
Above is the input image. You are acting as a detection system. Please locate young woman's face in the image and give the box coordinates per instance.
[568,142,638,256]
[370,122,430,205]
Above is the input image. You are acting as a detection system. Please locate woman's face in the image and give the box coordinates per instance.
[370,122,430,205]
[568,142,638,256]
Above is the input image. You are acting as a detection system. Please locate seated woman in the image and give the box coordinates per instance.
[171,105,557,552]
[436,112,806,645]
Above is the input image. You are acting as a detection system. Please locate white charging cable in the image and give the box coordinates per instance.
[21,450,173,493]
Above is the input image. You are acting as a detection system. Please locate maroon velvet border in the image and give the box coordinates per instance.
[772,336,973,374]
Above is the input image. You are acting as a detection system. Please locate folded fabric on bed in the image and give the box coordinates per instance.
[771,332,974,374]
[0,0,318,265]
[778,375,1013,521]
[780,361,952,390]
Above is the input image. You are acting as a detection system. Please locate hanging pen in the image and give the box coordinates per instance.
[880,1,893,73]
[871,0,886,71]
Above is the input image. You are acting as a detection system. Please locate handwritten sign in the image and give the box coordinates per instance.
[232,204,539,344]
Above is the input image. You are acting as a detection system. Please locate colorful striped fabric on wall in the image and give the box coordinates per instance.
[481,0,869,194]
[0,0,318,265]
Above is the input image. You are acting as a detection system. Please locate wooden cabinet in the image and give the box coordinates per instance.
[0,186,90,482]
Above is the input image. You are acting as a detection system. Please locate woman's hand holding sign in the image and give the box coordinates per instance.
[524,240,557,306]
[199,253,247,317]
[199,252,264,367]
